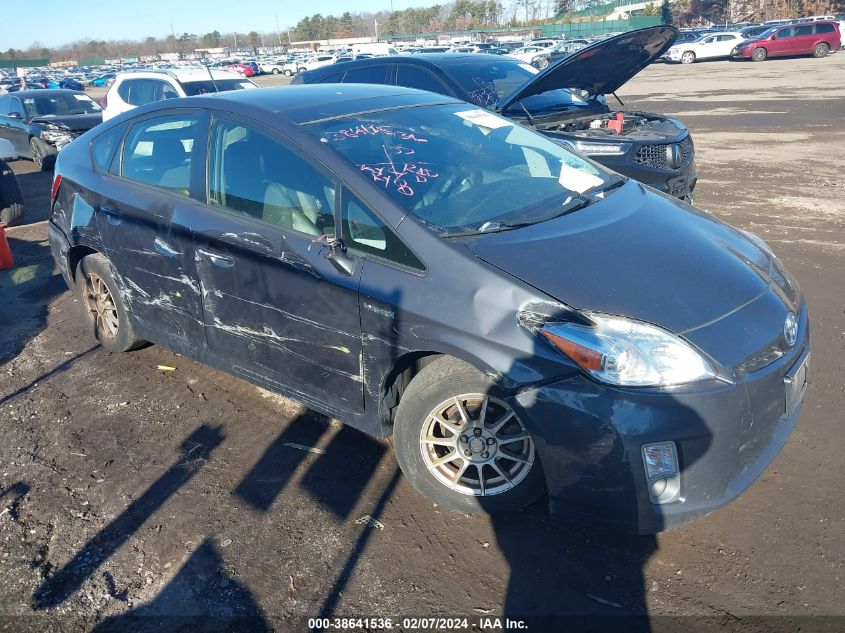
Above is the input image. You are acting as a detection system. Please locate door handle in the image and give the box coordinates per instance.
[197,247,234,268]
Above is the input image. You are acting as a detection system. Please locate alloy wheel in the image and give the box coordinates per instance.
[29,139,42,169]
[681,51,695,64]
[419,394,535,497]
[82,272,119,340]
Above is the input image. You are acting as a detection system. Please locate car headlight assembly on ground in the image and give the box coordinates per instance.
[539,313,716,387]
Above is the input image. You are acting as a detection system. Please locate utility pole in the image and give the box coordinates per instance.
[275,13,283,46]
[375,19,379,41]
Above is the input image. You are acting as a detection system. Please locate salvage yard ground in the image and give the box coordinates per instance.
[1,55,844,631]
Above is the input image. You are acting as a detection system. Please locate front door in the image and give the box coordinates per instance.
[191,115,365,413]
[94,111,207,348]
[768,27,795,56]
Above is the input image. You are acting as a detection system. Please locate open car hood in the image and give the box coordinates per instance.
[497,26,678,112]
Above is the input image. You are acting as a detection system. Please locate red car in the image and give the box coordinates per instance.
[732,21,840,61]
[225,63,254,77]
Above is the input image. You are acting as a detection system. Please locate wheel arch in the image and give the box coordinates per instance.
[67,244,100,283]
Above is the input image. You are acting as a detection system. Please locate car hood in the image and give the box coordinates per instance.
[497,26,678,111]
[464,182,799,337]
[30,112,102,132]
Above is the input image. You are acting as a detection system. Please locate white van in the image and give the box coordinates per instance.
[351,43,399,57]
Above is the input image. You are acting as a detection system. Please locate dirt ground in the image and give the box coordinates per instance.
[1,55,844,632]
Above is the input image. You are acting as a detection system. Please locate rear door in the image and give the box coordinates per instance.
[190,114,365,413]
[94,110,208,348]
[697,35,718,58]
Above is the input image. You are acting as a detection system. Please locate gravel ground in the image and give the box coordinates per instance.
[1,55,844,632]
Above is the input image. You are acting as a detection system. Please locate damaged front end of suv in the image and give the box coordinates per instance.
[497,26,697,202]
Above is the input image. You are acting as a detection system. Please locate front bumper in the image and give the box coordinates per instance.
[512,325,809,534]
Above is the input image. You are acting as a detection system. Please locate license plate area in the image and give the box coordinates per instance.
[784,351,809,414]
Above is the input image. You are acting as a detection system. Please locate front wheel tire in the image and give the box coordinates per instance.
[680,51,696,64]
[751,48,767,62]
[29,137,54,171]
[393,357,545,515]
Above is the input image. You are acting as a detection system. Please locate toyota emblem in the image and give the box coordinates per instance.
[784,312,798,347]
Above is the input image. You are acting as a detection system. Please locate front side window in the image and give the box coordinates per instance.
[396,66,450,96]
[308,105,617,237]
[121,115,196,195]
[342,190,424,270]
[208,119,335,236]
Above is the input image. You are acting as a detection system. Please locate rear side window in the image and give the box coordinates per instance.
[91,124,126,172]
[342,190,424,271]
[396,66,451,95]
[342,66,389,84]
[815,23,835,33]
[794,25,813,36]
[118,79,178,106]
[121,115,197,195]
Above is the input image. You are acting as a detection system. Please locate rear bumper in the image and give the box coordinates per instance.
[511,320,809,534]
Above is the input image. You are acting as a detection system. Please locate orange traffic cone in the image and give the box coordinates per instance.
[0,223,14,271]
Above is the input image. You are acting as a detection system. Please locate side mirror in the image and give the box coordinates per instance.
[326,239,356,276]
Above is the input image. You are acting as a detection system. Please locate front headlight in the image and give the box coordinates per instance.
[41,124,73,144]
[558,139,631,155]
[540,312,716,387]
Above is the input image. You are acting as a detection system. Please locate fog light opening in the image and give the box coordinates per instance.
[642,442,681,504]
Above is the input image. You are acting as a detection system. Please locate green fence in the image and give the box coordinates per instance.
[540,15,661,37]
[0,58,50,69]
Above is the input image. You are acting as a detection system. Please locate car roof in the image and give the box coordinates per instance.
[144,84,460,126]
[115,68,243,82]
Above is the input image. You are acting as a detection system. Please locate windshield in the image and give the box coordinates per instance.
[444,58,542,108]
[308,104,619,236]
[181,79,256,95]
[21,93,101,118]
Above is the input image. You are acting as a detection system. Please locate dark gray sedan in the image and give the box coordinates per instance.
[47,85,809,533]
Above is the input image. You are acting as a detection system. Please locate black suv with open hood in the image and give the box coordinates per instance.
[296,26,696,201]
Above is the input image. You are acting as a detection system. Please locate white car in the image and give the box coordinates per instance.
[102,69,258,121]
[666,32,745,64]
[508,46,549,64]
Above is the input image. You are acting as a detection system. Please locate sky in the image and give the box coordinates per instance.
[2,0,434,50]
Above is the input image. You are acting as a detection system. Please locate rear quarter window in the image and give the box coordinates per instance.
[91,123,127,172]
[815,23,835,33]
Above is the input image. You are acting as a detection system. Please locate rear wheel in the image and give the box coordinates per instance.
[812,43,829,58]
[76,253,144,352]
[393,356,545,515]
[272,68,280,75]
[751,47,767,62]
[283,69,293,76]
[534,57,550,69]
[680,51,696,64]
[0,158,25,226]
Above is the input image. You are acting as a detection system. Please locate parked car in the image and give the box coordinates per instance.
[226,63,254,77]
[0,90,102,170]
[665,31,744,63]
[102,69,257,121]
[508,45,549,64]
[739,24,770,39]
[47,78,85,91]
[48,83,809,533]
[296,27,698,201]
[530,40,590,69]
[294,55,337,74]
[88,73,116,87]
[0,138,25,226]
[731,21,841,61]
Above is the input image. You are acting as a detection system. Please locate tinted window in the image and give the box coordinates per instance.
[91,124,126,172]
[342,190,424,270]
[815,23,834,33]
[442,58,541,108]
[776,28,795,38]
[121,115,196,195]
[9,98,24,117]
[0,96,9,115]
[396,66,450,96]
[208,119,335,236]
[181,79,254,95]
[342,66,388,83]
[118,79,175,106]
[794,25,813,36]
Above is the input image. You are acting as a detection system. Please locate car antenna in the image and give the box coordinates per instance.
[205,63,220,93]
[613,92,624,107]
[516,100,536,127]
